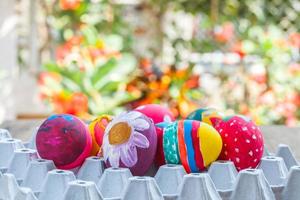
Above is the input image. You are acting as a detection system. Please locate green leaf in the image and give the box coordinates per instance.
[92,58,117,85]
[99,81,121,93]
[103,34,123,51]
[82,26,98,45]
[43,62,62,73]
[113,53,136,75]
[61,77,81,92]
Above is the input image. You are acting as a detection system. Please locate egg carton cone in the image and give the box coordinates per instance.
[208,161,237,200]
[14,187,37,200]
[0,139,24,173]
[39,169,76,200]
[23,127,38,150]
[231,169,275,200]
[0,129,12,140]
[281,165,300,200]
[258,156,288,199]
[63,180,104,200]
[276,144,299,170]
[122,176,163,200]
[7,148,38,184]
[77,156,105,183]
[264,146,271,157]
[21,159,56,195]
[97,167,132,199]
[177,173,222,200]
[0,173,19,200]
[154,164,186,199]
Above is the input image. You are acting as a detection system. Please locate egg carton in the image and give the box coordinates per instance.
[0,128,300,200]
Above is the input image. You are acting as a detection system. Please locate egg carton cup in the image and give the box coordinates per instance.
[276,144,299,170]
[14,187,38,200]
[281,165,300,200]
[0,173,19,200]
[208,160,237,200]
[0,129,12,140]
[23,127,38,150]
[97,167,132,199]
[177,173,222,200]
[21,159,56,195]
[39,169,76,200]
[154,164,186,199]
[77,156,105,183]
[63,180,104,200]
[0,127,300,200]
[231,169,275,200]
[0,138,24,173]
[122,176,163,200]
[258,156,289,199]
[7,148,38,184]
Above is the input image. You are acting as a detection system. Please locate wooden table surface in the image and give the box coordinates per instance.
[1,119,300,160]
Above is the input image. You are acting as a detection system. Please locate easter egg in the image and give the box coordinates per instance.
[102,111,157,176]
[214,115,264,171]
[88,115,112,155]
[134,104,175,166]
[187,107,223,126]
[161,120,222,173]
[36,114,92,169]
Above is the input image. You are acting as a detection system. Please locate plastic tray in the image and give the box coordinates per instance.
[0,129,299,200]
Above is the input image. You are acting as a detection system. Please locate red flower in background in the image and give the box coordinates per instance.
[214,22,234,43]
[289,63,300,74]
[231,41,246,58]
[289,33,300,48]
[59,0,81,10]
[70,92,89,115]
[38,72,61,86]
[52,92,88,116]
[252,74,267,84]
[56,36,83,62]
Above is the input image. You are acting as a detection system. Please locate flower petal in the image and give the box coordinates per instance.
[133,132,150,148]
[126,111,142,120]
[108,149,120,168]
[132,118,150,131]
[103,146,110,161]
[120,145,138,167]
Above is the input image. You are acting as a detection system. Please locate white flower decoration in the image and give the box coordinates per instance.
[102,111,150,168]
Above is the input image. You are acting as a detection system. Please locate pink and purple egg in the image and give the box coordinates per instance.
[134,104,175,166]
[36,114,92,169]
[102,111,157,175]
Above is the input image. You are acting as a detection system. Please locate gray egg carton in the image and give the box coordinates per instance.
[0,128,300,200]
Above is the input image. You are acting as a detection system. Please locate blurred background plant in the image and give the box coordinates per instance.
[37,0,137,118]
[6,0,299,125]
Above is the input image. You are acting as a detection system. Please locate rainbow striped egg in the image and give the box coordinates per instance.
[161,120,222,173]
[187,107,223,126]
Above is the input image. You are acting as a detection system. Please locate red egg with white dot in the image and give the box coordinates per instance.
[134,104,175,166]
[214,115,264,171]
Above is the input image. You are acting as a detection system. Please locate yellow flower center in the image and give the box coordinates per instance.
[109,122,132,145]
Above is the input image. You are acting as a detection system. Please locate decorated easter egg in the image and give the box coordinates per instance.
[36,114,92,169]
[102,111,157,176]
[134,104,175,166]
[161,120,222,173]
[88,115,112,155]
[214,115,264,171]
[187,107,223,126]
